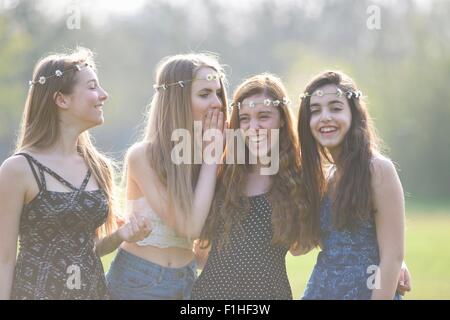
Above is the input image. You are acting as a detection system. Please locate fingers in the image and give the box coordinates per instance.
[204,109,224,131]
[203,109,212,130]
[217,111,224,132]
[210,109,218,129]
[134,216,151,238]
[404,270,412,291]
[397,284,407,296]
[141,216,152,236]
[129,215,140,235]
[116,214,126,227]
[402,282,411,292]
[398,269,405,287]
[396,267,411,296]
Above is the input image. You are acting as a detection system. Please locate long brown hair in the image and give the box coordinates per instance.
[298,70,381,236]
[201,73,308,249]
[142,53,228,228]
[16,47,117,237]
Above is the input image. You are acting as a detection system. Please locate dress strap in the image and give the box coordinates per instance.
[79,169,92,192]
[15,153,45,191]
[14,153,83,191]
[34,162,79,191]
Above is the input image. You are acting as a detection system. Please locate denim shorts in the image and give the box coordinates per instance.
[106,248,197,300]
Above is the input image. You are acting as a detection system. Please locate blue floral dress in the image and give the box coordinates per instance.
[302,196,401,300]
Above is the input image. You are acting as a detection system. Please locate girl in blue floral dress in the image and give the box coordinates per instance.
[295,71,406,299]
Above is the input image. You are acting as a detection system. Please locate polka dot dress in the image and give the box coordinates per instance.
[191,194,292,300]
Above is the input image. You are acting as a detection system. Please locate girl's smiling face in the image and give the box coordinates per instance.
[238,93,283,157]
[309,84,352,157]
[62,66,108,128]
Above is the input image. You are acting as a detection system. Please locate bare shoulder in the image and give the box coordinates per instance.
[125,142,159,181]
[370,155,403,199]
[126,142,148,167]
[0,155,30,180]
[371,154,397,181]
[0,155,33,198]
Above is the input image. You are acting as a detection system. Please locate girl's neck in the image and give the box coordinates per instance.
[244,169,272,197]
[248,161,271,174]
[52,123,84,156]
[328,146,341,164]
[29,128,83,158]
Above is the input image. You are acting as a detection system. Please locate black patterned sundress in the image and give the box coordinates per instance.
[11,153,110,300]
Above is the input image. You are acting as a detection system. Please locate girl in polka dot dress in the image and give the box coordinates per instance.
[191,74,309,300]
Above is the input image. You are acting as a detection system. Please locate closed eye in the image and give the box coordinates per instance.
[87,79,98,89]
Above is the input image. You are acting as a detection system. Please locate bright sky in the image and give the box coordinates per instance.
[36,0,433,14]
[1,0,434,23]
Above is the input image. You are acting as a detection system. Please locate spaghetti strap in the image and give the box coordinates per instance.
[79,169,92,192]
[15,153,44,191]
[13,153,90,192]
[38,165,78,191]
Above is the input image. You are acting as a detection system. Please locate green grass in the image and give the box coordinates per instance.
[102,201,450,299]
[287,214,450,299]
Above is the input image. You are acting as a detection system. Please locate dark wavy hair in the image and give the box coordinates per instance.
[297,71,382,241]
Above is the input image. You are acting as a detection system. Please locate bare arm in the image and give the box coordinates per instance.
[127,111,224,239]
[128,147,219,239]
[371,157,405,300]
[0,157,28,299]
[94,214,151,257]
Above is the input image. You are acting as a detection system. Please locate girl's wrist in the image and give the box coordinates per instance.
[114,227,125,242]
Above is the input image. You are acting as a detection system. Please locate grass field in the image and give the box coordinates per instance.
[102,200,450,300]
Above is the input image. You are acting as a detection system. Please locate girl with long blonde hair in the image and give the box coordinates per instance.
[105,53,228,299]
[0,47,150,300]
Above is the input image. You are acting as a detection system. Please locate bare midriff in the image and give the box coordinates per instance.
[121,241,194,268]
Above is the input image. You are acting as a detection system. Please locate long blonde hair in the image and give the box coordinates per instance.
[143,53,228,226]
[16,47,117,237]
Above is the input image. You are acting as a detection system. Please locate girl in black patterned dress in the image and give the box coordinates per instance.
[0,48,150,300]
[191,74,309,300]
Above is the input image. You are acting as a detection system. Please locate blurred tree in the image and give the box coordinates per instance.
[0,0,449,199]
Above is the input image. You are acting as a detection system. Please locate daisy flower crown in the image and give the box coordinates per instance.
[299,88,363,100]
[153,72,225,91]
[28,62,90,86]
[230,97,291,110]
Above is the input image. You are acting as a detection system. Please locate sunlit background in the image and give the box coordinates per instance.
[1,0,449,299]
